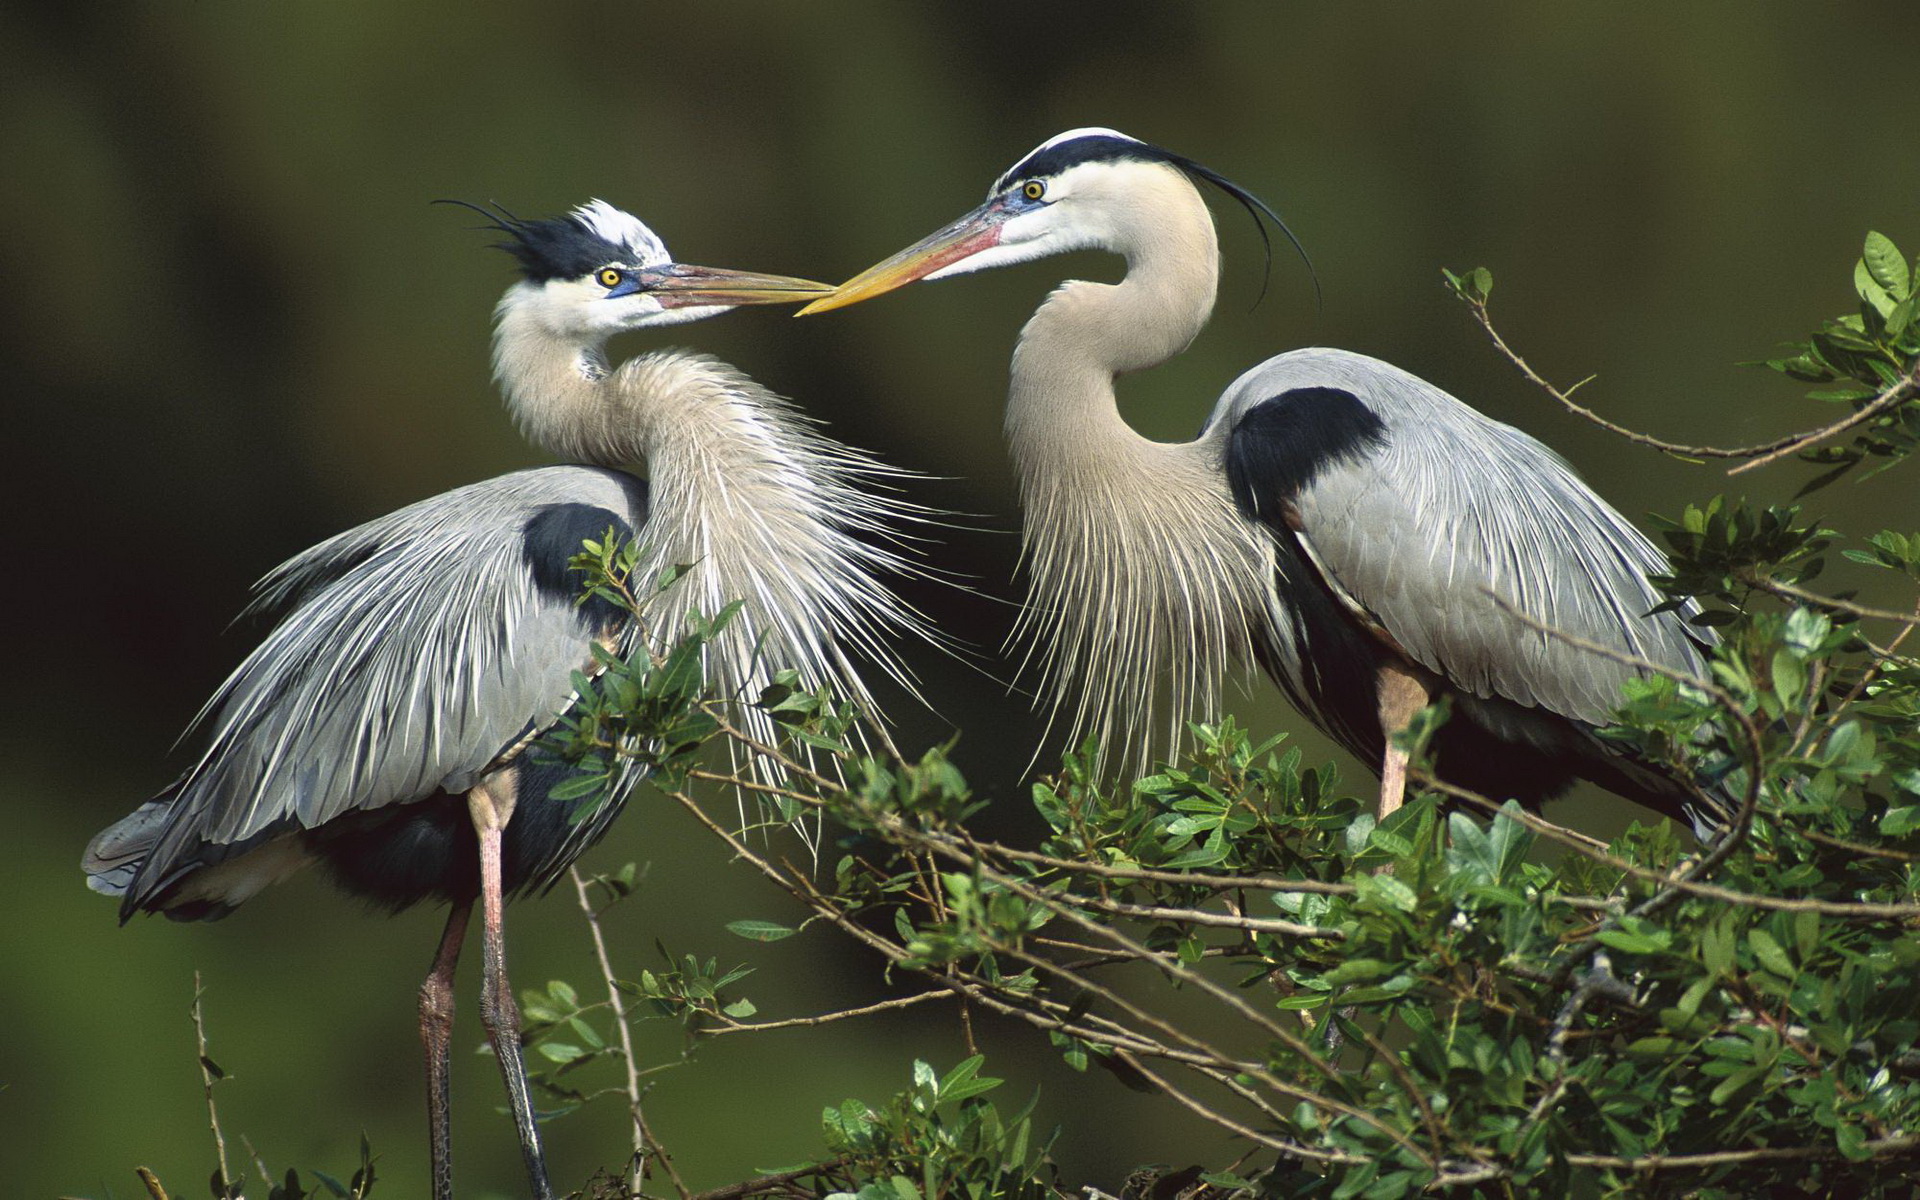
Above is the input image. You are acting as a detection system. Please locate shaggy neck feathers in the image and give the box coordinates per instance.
[1005,167,1273,767]
[490,304,926,737]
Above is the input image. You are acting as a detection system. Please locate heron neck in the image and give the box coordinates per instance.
[1004,186,1220,485]
[999,190,1272,768]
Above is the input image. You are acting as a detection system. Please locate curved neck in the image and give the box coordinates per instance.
[489,303,927,727]
[1005,166,1220,479]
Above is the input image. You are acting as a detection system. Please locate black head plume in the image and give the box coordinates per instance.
[999,131,1320,311]
[435,198,669,282]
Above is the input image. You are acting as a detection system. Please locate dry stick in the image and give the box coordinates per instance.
[928,845,1438,1164]
[927,837,1356,895]
[1462,290,1920,469]
[134,1168,170,1200]
[1424,776,1920,918]
[1564,1134,1920,1172]
[668,783,1391,1166]
[1728,357,1920,475]
[240,1135,272,1189]
[708,989,952,1036]
[1057,893,1343,939]
[190,973,233,1197]
[1110,1049,1368,1165]
[1802,827,1920,864]
[1353,1024,1454,1159]
[688,1157,853,1200]
[1742,574,1920,629]
[569,867,690,1200]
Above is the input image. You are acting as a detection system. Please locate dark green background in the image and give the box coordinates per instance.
[5,4,1917,1196]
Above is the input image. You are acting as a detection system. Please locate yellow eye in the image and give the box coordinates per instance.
[597,267,624,288]
[1022,180,1046,201]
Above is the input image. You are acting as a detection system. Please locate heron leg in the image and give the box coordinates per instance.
[419,900,470,1200]
[468,775,556,1200]
[1375,660,1433,822]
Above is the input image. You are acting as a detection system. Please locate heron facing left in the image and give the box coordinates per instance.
[83,200,930,1200]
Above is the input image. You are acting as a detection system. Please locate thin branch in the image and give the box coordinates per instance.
[1111,1049,1369,1165]
[1462,292,1804,459]
[708,989,952,1035]
[1460,287,1920,471]
[1056,893,1344,940]
[1422,776,1920,918]
[947,840,1355,895]
[1741,574,1920,628]
[190,973,233,1198]
[689,1156,853,1200]
[1564,1133,1920,1171]
[1802,827,1920,864]
[1728,357,1920,475]
[570,867,689,1200]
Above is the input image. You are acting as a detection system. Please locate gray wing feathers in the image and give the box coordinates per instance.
[1218,349,1702,725]
[152,468,643,861]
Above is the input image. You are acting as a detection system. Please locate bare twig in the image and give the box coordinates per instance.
[942,840,1354,895]
[1728,358,1920,475]
[689,1155,853,1200]
[1740,574,1920,628]
[1565,1133,1920,1171]
[134,1168,170,1200]
[190,973,234,1198]
[1460,288,1920,472]
[570,867,689,1200]
[1054,893,1343,939]
[709,989,952,1035]
[1422,777,1920,918]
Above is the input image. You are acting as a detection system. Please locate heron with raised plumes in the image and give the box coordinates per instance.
[84,200,931,1200]
[803,128,1728,837]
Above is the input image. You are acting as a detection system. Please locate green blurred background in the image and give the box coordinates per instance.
[5,3,1918,1195]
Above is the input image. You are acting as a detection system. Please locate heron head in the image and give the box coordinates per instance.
[799,128,1310,315]
[451,199,830,339]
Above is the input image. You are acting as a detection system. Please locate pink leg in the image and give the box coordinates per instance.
[419,901,470,1200]
[469,777,554,1200]
[1376,660,1433,823]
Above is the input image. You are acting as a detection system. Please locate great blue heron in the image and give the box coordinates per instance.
[84,200,928,1199]
[804,128,1727,836]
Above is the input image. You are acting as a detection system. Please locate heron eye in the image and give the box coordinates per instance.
[1022,180,1046,202]
[597,267,624,288]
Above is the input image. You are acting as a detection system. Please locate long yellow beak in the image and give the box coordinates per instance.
[645,263,834,308]
[797,205,1004,316]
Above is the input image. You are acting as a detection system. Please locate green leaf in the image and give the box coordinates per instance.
[1855,258,1896,318]
[1597,928,1667,955]
[1749,929,1795,977]
[1836,1120,1873,1161]
[1709,1061,1767,1106]
[1770,648,1807,703]
[1880,805,1920,837]
[1356,872,1418,913]
[727,920,798,942]
[1864,231,1911,300]
[538,1042,585,1064]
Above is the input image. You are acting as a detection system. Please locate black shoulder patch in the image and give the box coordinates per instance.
[1224,387,1388,527]
[521,503,636,623]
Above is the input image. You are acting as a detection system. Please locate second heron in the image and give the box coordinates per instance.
[803,128,1726,836]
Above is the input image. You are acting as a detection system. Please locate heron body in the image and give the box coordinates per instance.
[84,201,926,1199]
[808,129,1727,835]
